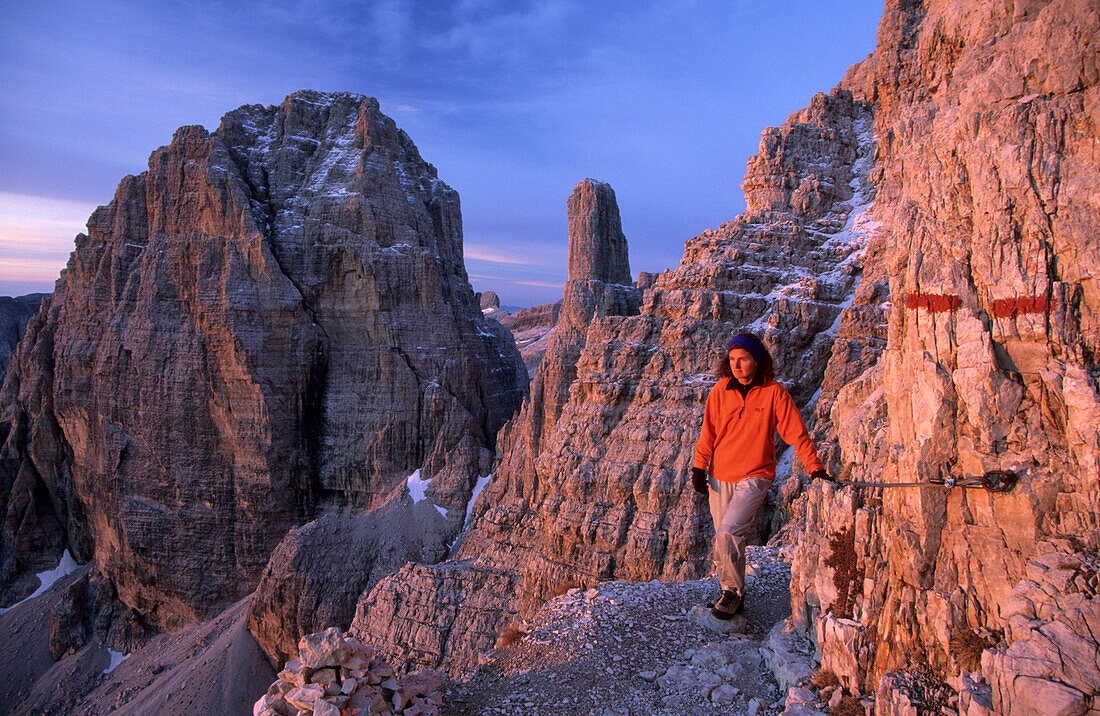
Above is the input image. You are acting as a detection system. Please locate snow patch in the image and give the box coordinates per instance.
[823,290,857,337]
[464,473,492,530]
[805,386,824,414]
[775,446,796,488]
[103,649,129,675]
[0,550,81,615]
[406,470,430,503]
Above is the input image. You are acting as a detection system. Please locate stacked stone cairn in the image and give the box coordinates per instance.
[254,627,443,715]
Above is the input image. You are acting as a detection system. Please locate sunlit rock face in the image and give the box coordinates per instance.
[0,90,526,628]
[788,0,1100,711]
[355,86,881,674]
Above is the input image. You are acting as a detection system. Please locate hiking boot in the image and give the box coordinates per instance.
[710,590,743,620]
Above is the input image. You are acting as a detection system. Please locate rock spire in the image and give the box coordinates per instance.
[566,179,631,285]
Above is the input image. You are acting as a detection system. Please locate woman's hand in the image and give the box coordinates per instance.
[691,467,708,494]
[810,469,832,482]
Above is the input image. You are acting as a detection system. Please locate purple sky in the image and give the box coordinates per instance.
[0,1,883,307]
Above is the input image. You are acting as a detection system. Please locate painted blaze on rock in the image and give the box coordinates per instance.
[0,90,526,627]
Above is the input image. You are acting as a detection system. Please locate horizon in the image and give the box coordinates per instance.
[0,1,883,307]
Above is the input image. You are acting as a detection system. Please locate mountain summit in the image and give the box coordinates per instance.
[0,91,526,632]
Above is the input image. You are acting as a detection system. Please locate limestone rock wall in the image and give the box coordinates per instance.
[0,91,526,630]
[787,0,1100,711]
[355,92,881,675]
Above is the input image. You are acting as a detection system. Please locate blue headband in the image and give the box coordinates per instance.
[728,336,765,364]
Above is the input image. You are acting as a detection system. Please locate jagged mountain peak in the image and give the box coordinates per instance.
[0,90,526,638]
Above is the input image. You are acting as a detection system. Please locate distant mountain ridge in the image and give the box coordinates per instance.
[0,292,47,376]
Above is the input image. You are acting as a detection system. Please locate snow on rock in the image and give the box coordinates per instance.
[463,473,491,530]
[103,648,129,675]
[405,470,430,503]
[0,550,80,615]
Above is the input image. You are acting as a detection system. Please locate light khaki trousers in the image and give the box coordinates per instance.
[707,475,772,597]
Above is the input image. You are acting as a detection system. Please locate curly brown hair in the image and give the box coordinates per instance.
[716,331,775,382]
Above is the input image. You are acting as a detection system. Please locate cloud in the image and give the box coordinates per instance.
[464,244,542,266]
[0,193,94,223]
[0,193,92,284]
[434,0,577,63]
[369,0,412,54]
[0,257,70,281]
[513,279,564,289]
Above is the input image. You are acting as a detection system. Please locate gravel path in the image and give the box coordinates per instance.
[444,546,795,715]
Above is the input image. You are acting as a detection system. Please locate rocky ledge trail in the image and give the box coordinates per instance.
[442,546,841,716]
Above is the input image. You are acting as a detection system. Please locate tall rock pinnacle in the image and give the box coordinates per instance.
[566,179,631,285]
[523,179,640,456]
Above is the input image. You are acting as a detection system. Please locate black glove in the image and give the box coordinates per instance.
[691,467,708,495]
[810,469,832,482]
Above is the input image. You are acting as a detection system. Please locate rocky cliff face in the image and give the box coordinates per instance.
[0,91,526,633]
[352,10,1099,703]
[352,87,880,674]
[786,0,1100,712]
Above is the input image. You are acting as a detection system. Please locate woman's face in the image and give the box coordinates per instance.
[728,348,757,385]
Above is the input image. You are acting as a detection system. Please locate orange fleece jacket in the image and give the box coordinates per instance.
[694,378,824,482]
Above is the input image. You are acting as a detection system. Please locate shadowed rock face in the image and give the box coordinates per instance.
[354,89,878,675]
[0,293,47,376]
[786,0,1100,710]
[0,90,526,629]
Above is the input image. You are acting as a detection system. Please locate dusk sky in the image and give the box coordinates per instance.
[1,1,883,307]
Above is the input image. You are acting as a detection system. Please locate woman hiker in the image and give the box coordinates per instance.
[692,332,830,619]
